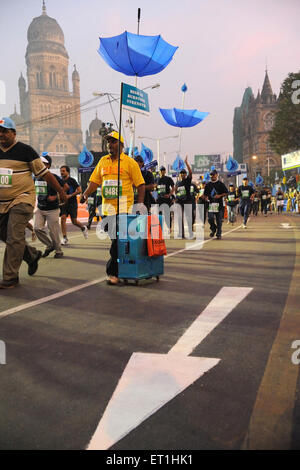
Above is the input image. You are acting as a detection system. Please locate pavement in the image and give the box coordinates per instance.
[0,212,299,450]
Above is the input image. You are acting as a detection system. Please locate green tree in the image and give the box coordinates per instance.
[269,72,300,155]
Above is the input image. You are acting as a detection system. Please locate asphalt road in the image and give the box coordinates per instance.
[0,212,299,450]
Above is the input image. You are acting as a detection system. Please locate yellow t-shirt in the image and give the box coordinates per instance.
[89,153,145,215]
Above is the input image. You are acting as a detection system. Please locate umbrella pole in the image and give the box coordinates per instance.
[117,82,124,277]
[131,9,141,157]
[178,90,185,155]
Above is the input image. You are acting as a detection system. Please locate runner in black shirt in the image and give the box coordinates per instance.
[60,165,88,244]
[204,169,228,239]
[134,155,155,213]
[238,177,254,228]
[156,166,175,232]
[175,156,193,239]
[197,181,208,224]
[260,186,269,216]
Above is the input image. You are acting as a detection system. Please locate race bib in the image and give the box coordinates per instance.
[209,203,219,212]
[228,195,235,201]
[254,198,259,202]
[0,168,13,188]
[242,190,249,198]
[157,184,166,196]
[102,180,122,199]
[199,189,204,196]
[262,195,267,200]
[87,197,94,205]
[190,186,194,194]
[35,180,47,195]
[96,187,102,197]
[177,186,186,198]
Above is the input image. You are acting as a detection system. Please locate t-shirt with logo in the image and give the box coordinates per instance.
[238,185,254,200]
[0,141,48,214]
[204,180,228,212]
[157,176,174,205]
[190,182,199,203]
[62,176,80,206]
[36,174,64,211]
[227,191,238,207]
[176,176,192,203]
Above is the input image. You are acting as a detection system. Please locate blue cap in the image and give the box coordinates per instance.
[0,117,16,130]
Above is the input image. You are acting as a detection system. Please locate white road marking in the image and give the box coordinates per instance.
[87,286,253,450]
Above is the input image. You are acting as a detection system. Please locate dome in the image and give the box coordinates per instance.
[89,114,102,134]
[26,9,68,58]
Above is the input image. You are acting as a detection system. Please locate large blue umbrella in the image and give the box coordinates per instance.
[159,108,209,128]
[140,142,153,165]
[98,31,178,77]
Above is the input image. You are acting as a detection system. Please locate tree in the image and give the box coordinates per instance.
[269,72,300,155]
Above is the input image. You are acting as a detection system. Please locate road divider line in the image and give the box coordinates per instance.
[0,226,242,320]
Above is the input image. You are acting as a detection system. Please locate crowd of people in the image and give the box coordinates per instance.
[0,116,298,288]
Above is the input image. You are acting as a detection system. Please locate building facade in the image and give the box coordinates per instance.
[10,2,83,156]
[233,71,281,179]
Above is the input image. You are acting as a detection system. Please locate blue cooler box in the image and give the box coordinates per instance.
[117,214,164,282]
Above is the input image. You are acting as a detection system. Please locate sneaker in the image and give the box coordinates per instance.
[82,226,88,239]
[54,251,64,259]
[28,251,42,276]
[61,236,68,245]
[209,231,216,238]
[42,246,55,258]
[0,278,19,289]
[242,224,247,229]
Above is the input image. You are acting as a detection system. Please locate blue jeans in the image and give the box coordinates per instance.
[239,200,251,225]
[227,205,236,223]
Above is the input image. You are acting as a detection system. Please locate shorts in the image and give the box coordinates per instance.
[60,203,78,219]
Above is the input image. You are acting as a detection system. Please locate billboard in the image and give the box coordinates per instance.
[194,154,222,172]
[281,150,300,171]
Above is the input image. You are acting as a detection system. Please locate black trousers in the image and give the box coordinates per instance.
[101,216,118,277]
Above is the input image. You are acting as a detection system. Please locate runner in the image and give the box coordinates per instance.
[197,181,208,224]
[156,165,175,233]
[134,155,155,213]
[190,180,199,231]
[252,189,260,216]
[276,188,285,214]
[59,165,88,244]
[34,154,64,258]
[204,169,228,240]
[175,156,193,239]
[238,177,254,228]
[226,184,239,225]
[260,186,269,216]
[86,186,102,230]
[80,131,145,285]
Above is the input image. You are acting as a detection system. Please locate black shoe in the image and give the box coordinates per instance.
[0,278,19,289]
[42,246,55,258]
[209,231,216,238]
[54,252,64,259]
[28,251,42,276]
[216,235,222,239]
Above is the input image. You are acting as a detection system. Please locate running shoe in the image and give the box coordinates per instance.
[61,237,68,245]
[82,226,88,239]
[54,252,64,259]
[42,246,55,258]
[242,224,247,229]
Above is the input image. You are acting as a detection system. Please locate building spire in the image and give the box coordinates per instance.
[261,70,273,99]
[42,0,47,16]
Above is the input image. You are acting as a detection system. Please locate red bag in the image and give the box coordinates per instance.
[147,215,167,257]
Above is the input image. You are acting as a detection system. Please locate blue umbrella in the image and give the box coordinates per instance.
[256,174,263,185]
[98,31,178,77]
[226,155,239,172]
[204,172,210,182]
[171,155,185,172]
[78,146,94,167]
[140,142,153,165]
[159,108,209,127]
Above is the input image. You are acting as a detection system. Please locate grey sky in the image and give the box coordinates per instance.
[0,0,299,166]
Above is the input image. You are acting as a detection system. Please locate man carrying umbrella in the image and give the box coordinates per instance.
[80,131,145,285]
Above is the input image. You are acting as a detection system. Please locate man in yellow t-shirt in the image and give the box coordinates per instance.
[81,131,145,285]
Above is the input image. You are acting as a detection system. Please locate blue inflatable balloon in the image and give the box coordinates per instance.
[256,174,263,185]
[141,143,153,165]
[181,83,187,93]
[226,156,239,172]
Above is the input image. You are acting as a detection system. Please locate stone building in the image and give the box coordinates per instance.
[10,2,83,156]
[233,71,281,178]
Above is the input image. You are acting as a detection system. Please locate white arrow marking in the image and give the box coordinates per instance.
[87,287,253,450]
[280,223,292,229]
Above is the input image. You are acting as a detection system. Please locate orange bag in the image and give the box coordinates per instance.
[147,215,167,257]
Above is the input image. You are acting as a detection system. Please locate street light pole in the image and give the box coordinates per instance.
[138,135,179,170]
